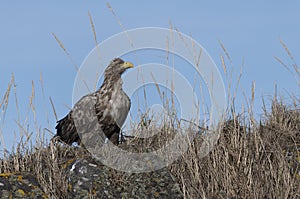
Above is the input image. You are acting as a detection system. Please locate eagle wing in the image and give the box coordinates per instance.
[55,93,97,145]
[55,90,130,145]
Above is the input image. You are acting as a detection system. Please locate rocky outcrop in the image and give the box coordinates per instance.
[0,151,183,199]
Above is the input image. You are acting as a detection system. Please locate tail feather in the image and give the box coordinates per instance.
[55,112,79,145]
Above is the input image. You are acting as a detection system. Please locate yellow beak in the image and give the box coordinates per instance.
[122,61,134,69]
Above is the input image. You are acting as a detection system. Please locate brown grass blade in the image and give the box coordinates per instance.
[150,72,162,101]
[218,40,232,63]
[106,3,135,51]
[0,75,13,122]
[52,33,91,93]
[49,97,58,122]
[52,33,79,71]
[88,11,98,45]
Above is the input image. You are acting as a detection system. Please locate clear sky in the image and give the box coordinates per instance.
[0,1,299,153]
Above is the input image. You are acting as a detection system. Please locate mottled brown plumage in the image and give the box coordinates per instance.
[55,58,133,145]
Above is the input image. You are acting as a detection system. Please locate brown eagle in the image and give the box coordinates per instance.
[54,58,133,145]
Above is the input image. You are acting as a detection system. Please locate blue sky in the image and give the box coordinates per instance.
[0,1,299,152]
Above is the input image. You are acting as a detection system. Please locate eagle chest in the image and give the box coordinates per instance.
[109,88,131,126]
[97,85,130,128]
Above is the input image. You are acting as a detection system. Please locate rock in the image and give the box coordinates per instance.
[66,154,183,199]
[0,172,45,198]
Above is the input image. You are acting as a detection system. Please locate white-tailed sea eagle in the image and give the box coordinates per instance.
[54,58,133,145]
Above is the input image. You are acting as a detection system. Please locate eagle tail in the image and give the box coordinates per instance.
[55,113,79,145]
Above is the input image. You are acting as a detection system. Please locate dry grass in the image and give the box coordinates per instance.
[0,96,299,198]
[169,99,300,198]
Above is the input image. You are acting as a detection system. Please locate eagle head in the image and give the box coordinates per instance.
[105,58,134,77]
